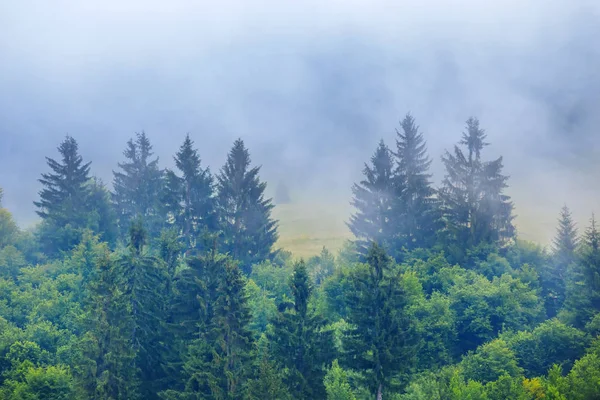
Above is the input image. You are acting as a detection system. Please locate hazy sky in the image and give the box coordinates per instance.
[1,0,599,244]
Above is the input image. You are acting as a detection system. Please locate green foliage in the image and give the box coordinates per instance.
[34,136,95,256]
[393,113,440,252]
[449,273,544,353]
[163,135,216,250]
[112,132,164,240]
[269,260,334,399]
[348,140,396,256]
[324,360,356,400]
[439,118,514,262]
[505,319,589,377]
[343,244,418,397]
[0,364,75,400]
[409,292,457,370]
[245,342,291,400]
[460,339,522,384]
[217,139,278,274]
[0,208,19,249]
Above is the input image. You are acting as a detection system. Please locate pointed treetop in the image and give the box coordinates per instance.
[174,134,202,177]
[290,260,312,317]
[553,205,579,255]
[461,117,489,160]
[396,113,432,174]
[585,213,599,251]
[128,216,147,255]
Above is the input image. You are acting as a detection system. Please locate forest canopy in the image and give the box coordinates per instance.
[0,117,599,399]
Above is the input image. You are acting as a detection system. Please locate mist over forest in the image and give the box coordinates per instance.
[2,0,600,245]
[1,1,600,400]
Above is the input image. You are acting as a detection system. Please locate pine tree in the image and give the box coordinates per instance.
[545,205,579,318]
[565,213,600,326]
[217,139,278,274]
[348,140,396,256]
[393,113,439,251]
[343,243,417,399]
[112,218,169,399]
[246,339,292,400]
[269,260,334,399]
[112,132,164,240]
[34,136,93,255]
[581,214,600,315]
[439,117,514,262]
[87,177,118,247]
[163,135,216,250]
[167,255,254,399]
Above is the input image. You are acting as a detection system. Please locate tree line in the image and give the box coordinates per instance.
[0,115,598,399]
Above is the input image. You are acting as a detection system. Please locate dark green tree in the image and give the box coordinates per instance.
[34,136,93,255]
[543,205,579,318]
[269,260,334,399]
[217,139,278,274]
[112,132,164,239]
[167,256,254,400]
[112,218,169,399]
[77,247,138,400]
[348,140,396,257]
[581,214,600,315]
[246,339,292,400]
[343,243,417,399]
[87,177,118,247]
[163,135,216,250]
[439,118,514,262]
[563,214,600,326]
[393,114,439,251]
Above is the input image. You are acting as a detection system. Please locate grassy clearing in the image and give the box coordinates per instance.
[273,202,353,259]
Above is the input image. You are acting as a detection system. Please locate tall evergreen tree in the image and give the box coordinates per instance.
[393,114,439,251]
[343,243,417,399]
[269,260,334,399]
[112,218,169,399]
[87,177,118,247]
[581,214,600,315]
[439,117,514,262]
[77,246,137,400]
[217,139,278,274]
[34,136,93,255]
[246,339,292,400]
[165,255,254,399]
[112,132,164,239]
[163,134,216,250]
[348,140,396,256]
[544,205,579,318]
[563,213,599,326]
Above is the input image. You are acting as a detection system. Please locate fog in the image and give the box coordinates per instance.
[1,0,599,245]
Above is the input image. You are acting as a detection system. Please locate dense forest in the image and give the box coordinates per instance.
[0,115,599,399]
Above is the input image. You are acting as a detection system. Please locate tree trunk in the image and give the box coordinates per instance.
[377,382,383,400]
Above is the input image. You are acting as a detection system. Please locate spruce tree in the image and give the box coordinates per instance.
[393,113,439,251]
[544,205,579,318]
[113,218,169,399]
[246,340,292,400]
[581,214,600,315]
[217,139,278,274]
[269,260,334,399]
[34,136,93,255]
[163,135,216,250]
[343,243,416,399]
[348,140,396,256]
[78,246,138,400]
[167,255,254,399]
[563,213,599,326]
[112,132,164,240]
[87,177,118,247]
[439,117,514,261]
